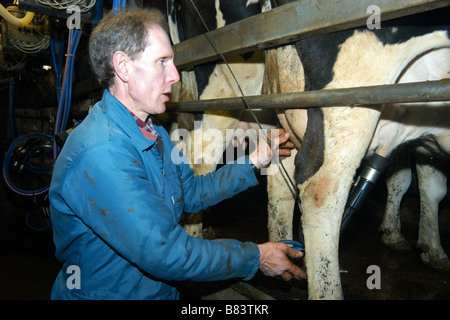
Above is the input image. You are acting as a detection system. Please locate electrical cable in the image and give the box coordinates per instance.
[61,29,81,130]
[52,27,82,159]
[1,2,84,202]
[0,5,48,54]
[50,38,63,103]
[37,0,96,13]
[112,0,126,12]
[2,134,51,197]
[26,210,51,231]
[9,35,50,54]
[25,193,52,231]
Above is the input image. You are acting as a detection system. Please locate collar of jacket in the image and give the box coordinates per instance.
[100,89,158,152]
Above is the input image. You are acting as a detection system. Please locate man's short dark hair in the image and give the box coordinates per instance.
[89,8,169,88]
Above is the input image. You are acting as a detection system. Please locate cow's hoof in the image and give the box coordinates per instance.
[381,234,411,251]
[421,254,450,271]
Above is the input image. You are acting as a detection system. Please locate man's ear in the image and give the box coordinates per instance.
[112,51,130,83]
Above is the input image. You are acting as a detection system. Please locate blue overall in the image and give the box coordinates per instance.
[49,90,260,299]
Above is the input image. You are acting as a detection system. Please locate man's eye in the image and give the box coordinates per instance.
[158,59,165,64]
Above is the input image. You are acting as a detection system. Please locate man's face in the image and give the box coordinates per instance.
[126,26,180,118]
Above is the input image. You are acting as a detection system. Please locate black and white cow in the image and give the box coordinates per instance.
[162,0,276,236]
[380,150,449,270]
[158,0,450,299]
[266,2,450,299]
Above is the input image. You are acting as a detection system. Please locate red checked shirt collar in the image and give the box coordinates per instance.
[127,109,158,140]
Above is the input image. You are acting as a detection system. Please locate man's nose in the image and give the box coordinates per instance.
[168,63,180,84]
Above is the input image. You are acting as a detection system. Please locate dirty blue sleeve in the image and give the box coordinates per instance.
[59,142,260,282]
[164,128,259,213]
[177,155,260,214]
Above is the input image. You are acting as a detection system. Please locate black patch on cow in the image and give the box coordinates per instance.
[219,0,261,25]
[374,7,450,45]
[290,29,347,183]
[194,63,217,97]
[295,108,325,184]
[182,0,217,38]
[294,31,352,91]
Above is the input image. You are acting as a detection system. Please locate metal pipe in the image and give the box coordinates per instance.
[173,0,450,69]
[165,80,450,112]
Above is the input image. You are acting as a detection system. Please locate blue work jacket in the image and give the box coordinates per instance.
[49,90,260,300]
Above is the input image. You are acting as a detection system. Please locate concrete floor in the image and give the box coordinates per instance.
[0,183,60,300]
[200,175,450,300]
[1,172,449,300]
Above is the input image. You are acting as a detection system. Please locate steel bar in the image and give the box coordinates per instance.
[173,0,450,69]
[165,80,450,112]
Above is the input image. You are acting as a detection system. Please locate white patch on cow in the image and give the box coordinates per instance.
[167,1,198,122]
[273,45,307,149]
[189,51,266,175]
[215,0,226,28]
[167,3,180,45]
[259,0,272,12]
[246,0,260,6]
[369,47,450,157]
[328,30,450,88]
[265,44,307,241]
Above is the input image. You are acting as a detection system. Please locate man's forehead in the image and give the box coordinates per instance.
[145,26,173,53]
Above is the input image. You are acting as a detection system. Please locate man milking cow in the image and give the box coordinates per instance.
[48,8,305,300]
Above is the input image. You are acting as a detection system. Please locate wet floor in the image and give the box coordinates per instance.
[1,173,449,300]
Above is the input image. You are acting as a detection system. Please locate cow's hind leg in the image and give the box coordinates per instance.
[267,149,298,241]
[416,155,450,271]
[297,106,382,300]
[379,151,412,250]
[299,171,350,300]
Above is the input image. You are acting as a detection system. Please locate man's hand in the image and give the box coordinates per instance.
[248,128,294,169]
[257,242,307,281]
